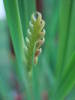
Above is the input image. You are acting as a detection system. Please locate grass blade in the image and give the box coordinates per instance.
[55,52,75,99]
[56,0,72,76]
[32,64,41,100]
[18,0,36,38]
[65,0,75,66]
[3,0,31,100]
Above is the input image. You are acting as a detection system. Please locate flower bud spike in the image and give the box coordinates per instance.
[24,12,45,72]
[36,12,42,22]
[27,29,32,38]
[36,38,45,49]
[31,13,36,24]
[35,48,42,57]
[40,30,45,39]
[29,21,33,29]
[25,37,30,45]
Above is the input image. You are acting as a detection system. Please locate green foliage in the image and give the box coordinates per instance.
[56,0,72,77]
[18,0,36,38]
[0,0,75,100]
[3,0,32,100]
[54,52,75,99]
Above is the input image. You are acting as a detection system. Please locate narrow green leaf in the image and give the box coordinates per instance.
[3,0,25,62]
[56,0,72,76]
[18,0,36,38]
[42,0,59,73]
[65,0,75,67]
[55,52,75,99]
[3,1,31,100]
[32,64,41,100]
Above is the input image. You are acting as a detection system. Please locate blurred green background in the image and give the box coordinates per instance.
[0,0,75,100]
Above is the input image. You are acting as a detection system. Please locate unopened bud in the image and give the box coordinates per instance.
[36,38,45,49]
